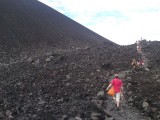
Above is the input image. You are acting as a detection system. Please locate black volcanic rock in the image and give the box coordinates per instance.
[0,0,117,64]
[1,0,160,120]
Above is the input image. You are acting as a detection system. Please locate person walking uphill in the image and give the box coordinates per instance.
[106,74,123,109]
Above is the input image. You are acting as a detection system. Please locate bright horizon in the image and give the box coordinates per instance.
[38,0,160,45]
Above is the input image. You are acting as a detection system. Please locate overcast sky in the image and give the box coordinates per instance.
[38,0,160,45]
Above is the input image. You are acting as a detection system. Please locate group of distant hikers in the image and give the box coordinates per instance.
[131,39,144,69]
[106,38,144,110]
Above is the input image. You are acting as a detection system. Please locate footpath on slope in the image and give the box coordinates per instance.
[99,71,151,120]
[97,41,151,120]
[137,41,149,68]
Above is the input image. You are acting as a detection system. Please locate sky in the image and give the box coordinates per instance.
[38,0,160,45]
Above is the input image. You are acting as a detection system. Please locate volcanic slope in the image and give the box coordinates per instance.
[0,0,116,64]
[1,0,160,120]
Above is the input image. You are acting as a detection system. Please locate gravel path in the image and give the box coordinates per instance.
[102,96,151,120]
[101,71,151,120]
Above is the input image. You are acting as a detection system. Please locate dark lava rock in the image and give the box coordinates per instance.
[0,0,160,120]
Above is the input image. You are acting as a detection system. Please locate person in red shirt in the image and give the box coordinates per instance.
[106,74,123,109]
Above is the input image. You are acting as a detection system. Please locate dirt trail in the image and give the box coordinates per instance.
[138,41,149,68]
[101,70,151,119]
[103,97,150,120]
[100,42,152,120]
[141,52,148,68]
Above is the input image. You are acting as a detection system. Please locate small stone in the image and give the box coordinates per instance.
[66,75,70,79]
[62,115,68,120]
[46,57,51,62]
[6,110,13,118]
[91,117,99,120]
[91,112,101,117]
[142,101,149,108]
[128,91,132,96]
[127,83,132,89]
[97,91,105,99]
[75,116,82,120]
[128,97,134,102]
[126,77,132,82]
[97,69,100,72]
[26,58,33,63]
[34,59,40,65]
[68,117,75,120]
[57,98,63,102]
[38,99,46,105]
[145,68,150,72]
[66,83,71,86]
[92,100,103,109]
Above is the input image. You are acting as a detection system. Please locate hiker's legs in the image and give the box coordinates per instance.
[113,96,116,104]
[116,93,120,107]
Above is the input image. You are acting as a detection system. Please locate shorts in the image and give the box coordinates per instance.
[113,92,120,102]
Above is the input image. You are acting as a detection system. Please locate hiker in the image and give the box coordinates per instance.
[137,46,142,53]
[137,60,141,66]
[136,40,140,46]
[136,43,141,53]
[137,45,140,51]
[137,59,144,66]
[136,40,142,53]
[106,74,123,109]
[141,60,144,66]
[131,58,137,69]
